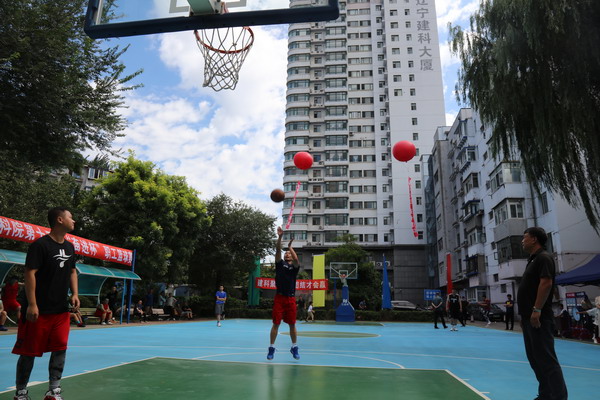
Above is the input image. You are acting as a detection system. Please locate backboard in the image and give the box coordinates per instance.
[84,0,340,39]
[329,262,358,280]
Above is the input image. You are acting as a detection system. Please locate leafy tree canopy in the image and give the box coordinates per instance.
[81,154,209,282]
[190,194,276,292]
[449,0,600,227]
[0,0,141,172]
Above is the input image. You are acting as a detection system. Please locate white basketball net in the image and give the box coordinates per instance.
[194,25,254,91]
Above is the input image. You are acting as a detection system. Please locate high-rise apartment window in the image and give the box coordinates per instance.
[393,75,402,82]
[416,196,422,205]
[394,89,403,96]
[409,74,415,81]
[407,47,413,54]
[405,21,411,28]
[410,88,416,96]
[540,192,550,214]
[414,164,420,173]
[408,60,414,68]
[406,33,412,41]
[391,35,399,42]
[411,103,417,110]
[383,200,389,208]
[411,117,418,125]
[413,132,419,140]
[415,180,422,189]
[393,61,401,68]
[382,169,389,176]
[391,22,398,29]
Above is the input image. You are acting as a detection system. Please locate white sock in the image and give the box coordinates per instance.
[292,343,297,347]
[270,343,275,347]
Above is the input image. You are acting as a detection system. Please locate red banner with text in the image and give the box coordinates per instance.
[255,278,329,291]
[0,216,133,266]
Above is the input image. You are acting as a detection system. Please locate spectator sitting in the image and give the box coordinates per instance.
[180,303,193,320]
[95,298,114,325]
[69,308,85,328]
[0,299,9,331]
[134,300,148,323]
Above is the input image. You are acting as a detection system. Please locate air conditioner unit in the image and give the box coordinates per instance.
[349,132,354,136]
[318,161,324,165]
[306,242,313,246]
[308,210,312,213]
[319,226,324,230]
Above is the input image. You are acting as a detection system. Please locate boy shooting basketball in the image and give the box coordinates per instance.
[267,226,301,360]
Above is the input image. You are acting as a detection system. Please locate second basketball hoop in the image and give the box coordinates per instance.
[194,4,254,91]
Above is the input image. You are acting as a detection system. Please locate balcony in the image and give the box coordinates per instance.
[498,258,528,280]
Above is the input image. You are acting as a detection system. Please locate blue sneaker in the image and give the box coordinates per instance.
[290,345,300,360]
[267,346,275,360]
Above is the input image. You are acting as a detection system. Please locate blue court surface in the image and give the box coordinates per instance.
[0,319,597,399]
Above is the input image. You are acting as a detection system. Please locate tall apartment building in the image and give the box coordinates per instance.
[428,108,600,309]
[283,0,445,303]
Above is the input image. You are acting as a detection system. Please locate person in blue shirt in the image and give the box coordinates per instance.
[215,286,227,327]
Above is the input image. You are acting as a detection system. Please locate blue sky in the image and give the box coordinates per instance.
[100,0,479,220]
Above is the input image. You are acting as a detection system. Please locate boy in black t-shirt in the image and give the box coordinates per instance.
[12,207,80,400]
[267,226,300,360]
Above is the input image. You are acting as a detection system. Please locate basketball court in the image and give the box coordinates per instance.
[0,319,598,399]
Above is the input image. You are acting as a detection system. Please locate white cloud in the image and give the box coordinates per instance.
[111,0,479,219]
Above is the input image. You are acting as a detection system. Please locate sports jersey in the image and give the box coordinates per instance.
[23,235,76,314]
[275,259,300,297]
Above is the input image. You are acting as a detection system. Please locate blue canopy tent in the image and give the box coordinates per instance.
[0,248,140,301]
[555,255,600,286]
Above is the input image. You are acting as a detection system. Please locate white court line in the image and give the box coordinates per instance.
[445,369,491,400]
[192,351,405,369]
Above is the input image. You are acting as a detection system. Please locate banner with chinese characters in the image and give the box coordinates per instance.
[255,278,329,291]
[0,216,133,266]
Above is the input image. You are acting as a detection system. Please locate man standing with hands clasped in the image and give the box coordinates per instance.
[519,227,567,400]
[12,207,80,400]
[267,226,301,360]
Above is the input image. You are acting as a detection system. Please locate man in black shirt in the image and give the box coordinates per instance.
[505,294,515,330]
[518,227,567,400]
[12,207,79,400]
[267,226,300,361]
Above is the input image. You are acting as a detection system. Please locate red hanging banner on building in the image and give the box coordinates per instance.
[408,177,418,237]
[0,216,134,266]
[255,277,329,291]
[446,253,453,293]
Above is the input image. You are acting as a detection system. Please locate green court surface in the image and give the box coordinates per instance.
[0,358,485,400]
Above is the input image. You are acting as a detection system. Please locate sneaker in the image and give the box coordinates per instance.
[77,323,85,328]
[217,322,221,327]
[290,346,300,360]
[13,389,29,400]
[101,322,106,325]
[486,321,491,326]
[44,387,63,400]
[0,325,8,331]
[267,346,275,360]
[107,321,113,325]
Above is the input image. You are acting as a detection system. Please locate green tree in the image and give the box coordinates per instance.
[0,0,140,172]
[81,155,209,282]
[325,235,381,310]
[0,168,83,251]
[190,194,276,293]
[449,0,600,228]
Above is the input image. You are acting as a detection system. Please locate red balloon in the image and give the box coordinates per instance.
[392,141,416,162]
[293,151,313,170]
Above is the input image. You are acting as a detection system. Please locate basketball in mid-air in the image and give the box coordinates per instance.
[270,189,285,203]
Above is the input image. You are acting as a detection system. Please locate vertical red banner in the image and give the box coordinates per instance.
[446,253,453,293]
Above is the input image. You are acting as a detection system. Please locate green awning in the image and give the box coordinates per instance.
[76,264,140,281]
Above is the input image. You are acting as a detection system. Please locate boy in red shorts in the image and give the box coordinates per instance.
[267,226,301,360]
[12,207,80,400]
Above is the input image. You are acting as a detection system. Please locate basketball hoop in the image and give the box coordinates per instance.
[194,4,254,91]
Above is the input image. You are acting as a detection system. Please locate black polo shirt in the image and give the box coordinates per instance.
[517,249,555,320]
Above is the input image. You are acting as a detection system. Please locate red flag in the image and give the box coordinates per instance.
[446,253,453,293]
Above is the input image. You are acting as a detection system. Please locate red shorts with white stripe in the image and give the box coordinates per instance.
[12,312,70,357]
[272,294,297,325]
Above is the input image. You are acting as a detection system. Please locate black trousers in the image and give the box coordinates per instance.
[522,318,568,400]
[433,310,446,328]
[505,312,514,329]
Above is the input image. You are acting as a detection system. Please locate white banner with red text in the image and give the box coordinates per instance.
[255,277,329,290]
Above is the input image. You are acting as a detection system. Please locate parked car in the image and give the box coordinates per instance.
[391,300,418,311]
[467,302,505,322]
